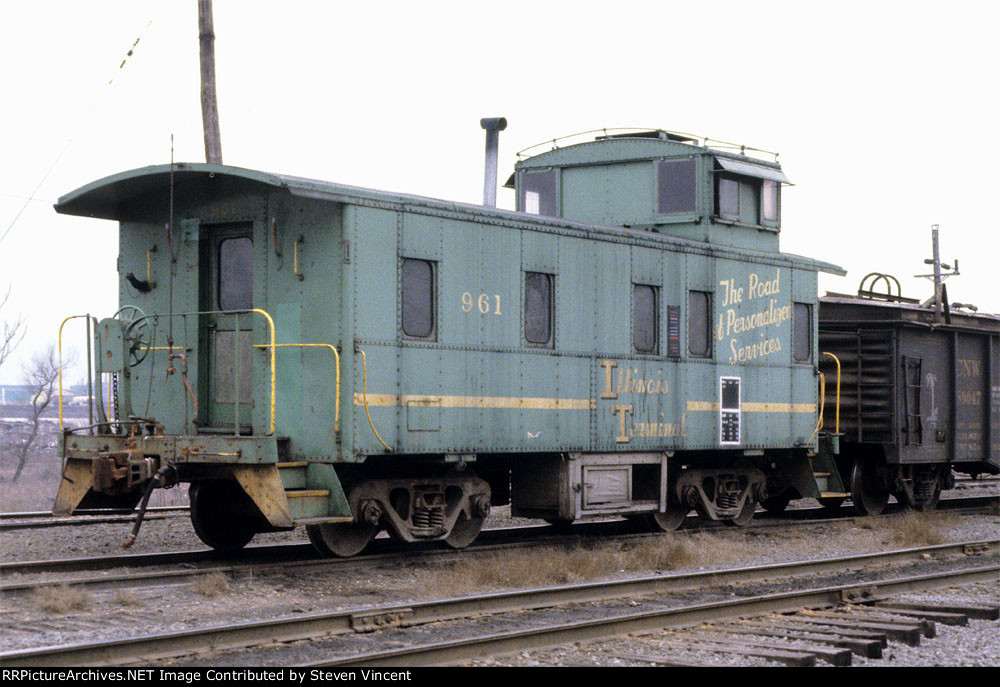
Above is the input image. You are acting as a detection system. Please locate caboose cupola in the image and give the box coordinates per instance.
[511,129,790,252]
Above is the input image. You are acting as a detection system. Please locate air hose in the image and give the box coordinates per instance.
[123,464,176,549]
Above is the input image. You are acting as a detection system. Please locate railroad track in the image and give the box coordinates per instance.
[1,476,994,532]
[1,540,995,667]
[0,506,189,531]
[2,496,996,597]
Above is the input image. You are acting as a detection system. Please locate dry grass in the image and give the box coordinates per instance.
[884,509,958,547]
[112,588,143,607]
[190,571,230,597]
[427,532,757,598]
[33,584,92,613]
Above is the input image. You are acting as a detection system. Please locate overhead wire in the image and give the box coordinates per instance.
[0,18,155,246]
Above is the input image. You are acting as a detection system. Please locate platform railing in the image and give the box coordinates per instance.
[59,307,278,436]
[253,342,341,432]
[57,314,97,431]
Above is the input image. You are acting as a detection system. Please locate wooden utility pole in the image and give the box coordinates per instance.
[198,0,222,164]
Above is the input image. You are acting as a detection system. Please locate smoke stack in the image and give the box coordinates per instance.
[481,117,507,207]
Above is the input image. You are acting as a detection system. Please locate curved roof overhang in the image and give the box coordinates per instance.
[54,163,288,221]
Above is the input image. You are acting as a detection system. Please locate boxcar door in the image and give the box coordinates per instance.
[203,223,255,432]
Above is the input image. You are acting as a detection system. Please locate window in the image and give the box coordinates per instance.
[524,272,553,346]
[656,158,696,214]
[793,302,812,362]
[218,237,253,310]
[520,169,557,217]
[718,177,740,218]
[633,284,658,354]
[688,291,711,357]
[402,258,435,339]
[762,180,779,223]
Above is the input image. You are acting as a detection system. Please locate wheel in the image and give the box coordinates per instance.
[114,305,150,366]
[897,484,942,512]
[817,496,845,511]
[760,492,792,514]
[189,481,257,552]
[545,517,575,532]
[726,497,757,527]
[642,503,689,532]
[443,514,485,549]
[850,457,890,516]
[307,521,379,557]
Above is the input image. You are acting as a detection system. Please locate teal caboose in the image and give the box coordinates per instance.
[53,128,844,555]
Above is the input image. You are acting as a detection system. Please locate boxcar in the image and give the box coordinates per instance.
[817,294,999,513]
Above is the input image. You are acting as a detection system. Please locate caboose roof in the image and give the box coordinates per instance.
[55,163,844,276]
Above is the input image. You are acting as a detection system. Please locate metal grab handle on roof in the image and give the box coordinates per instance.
[254,342,341,432]
[357,347,392,452]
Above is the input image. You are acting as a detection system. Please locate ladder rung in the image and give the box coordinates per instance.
[286,489,330,498]
[294,516,354,525]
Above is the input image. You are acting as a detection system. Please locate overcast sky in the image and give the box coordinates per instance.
[1,0,998,384]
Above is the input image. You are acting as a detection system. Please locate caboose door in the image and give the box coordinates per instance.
[202,222,255,432]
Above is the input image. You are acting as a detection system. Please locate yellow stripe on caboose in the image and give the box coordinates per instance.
[354,393,596,410]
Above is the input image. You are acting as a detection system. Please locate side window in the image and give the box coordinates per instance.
[688,290,711,357]
[717,177,740,219]
[520,169,557,217]
[633,284,658,354]
[656,158,696,214]
[218,236,253,310]
[761,180,780,223]
[793,302,812,362]
[524,272,553,347]
[401,258,435,339]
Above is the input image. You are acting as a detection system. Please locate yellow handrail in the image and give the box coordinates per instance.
[806,372,826,445]
[293,236,304,280]
[254,342,341,432]
[357,348,392,452]
[250,308,277,435]
[822,351,841,435]
[57,314,95,430]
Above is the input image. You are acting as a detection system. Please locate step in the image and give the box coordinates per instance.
[286,489,330,499]
[285,488,331,521]
[277,461,309,490]
[295,515,355,526]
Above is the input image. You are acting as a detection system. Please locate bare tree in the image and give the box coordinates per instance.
[10,345,63,482]
[0,285,26,370]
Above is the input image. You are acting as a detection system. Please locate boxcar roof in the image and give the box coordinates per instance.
[820,294,1000,326]
[55,163,844,276]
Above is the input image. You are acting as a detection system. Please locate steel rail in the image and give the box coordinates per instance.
[307,564,999,668]
[1,541,995,667]
[0,506,189,521]
[2,496,995,588]
[0,526,555,596]
[0,511,187,532]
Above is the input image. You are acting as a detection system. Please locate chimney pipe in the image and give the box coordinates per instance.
[481,117,507,207]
